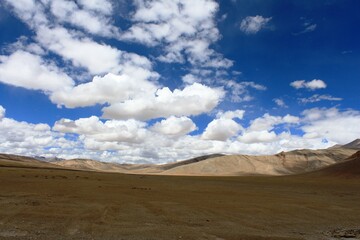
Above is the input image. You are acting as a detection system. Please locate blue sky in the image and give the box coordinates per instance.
[0,0,359,163]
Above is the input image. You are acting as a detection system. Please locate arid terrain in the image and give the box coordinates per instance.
[53,140,359,176]
[0,141,360,239]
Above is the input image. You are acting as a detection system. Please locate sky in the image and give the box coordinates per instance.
[0,0,359,163]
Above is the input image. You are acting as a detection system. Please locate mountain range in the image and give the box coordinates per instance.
[1,139,360,176]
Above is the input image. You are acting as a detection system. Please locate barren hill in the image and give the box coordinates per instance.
[306,151,360,178]
[158,148,357,176]
[53,148,356,176]
[342,139,360,149]
[53,159,129,172]
[1,140,359,176]
[0,153,59,169]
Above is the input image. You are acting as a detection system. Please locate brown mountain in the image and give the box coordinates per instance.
[0,153,59,169]
[306,151,360,178]
[1,139,359,176]
[158,147,357,176]
[342,139,360,149]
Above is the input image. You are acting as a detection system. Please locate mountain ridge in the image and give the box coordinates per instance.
[1,139,359,176]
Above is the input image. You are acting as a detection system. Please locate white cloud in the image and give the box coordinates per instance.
[235,113,300,145]
[0,50,74,92]
[283,114,300,124]
[77,0,113,15]
[273,98,287,108]
[4,0,48,28]
[102,83,225,120]
[5,37,45,55]
[0,112,73,157]
[6,0,116,37]
[3,1,358,164]
[216,110,245,120]
[301,107,360,144]
[2,104,359,163]
[5,1,150,76]
[290,79,327,90]
[248,113,299,132]
[151,116,197,137]
[0,105,5,120]
[240,15,272,34]
[294,22,317,35]
[182,74,199,84]
[299,94,342,103]
[121,0,232,68]
[35,26,123,75]
[50,71,158,108]
[2,0,229,124]
[202,118,243,141]
[223,80,267,102]
[202,110,245,141]
[53,116,148,144]
[302,24,317,33]
[238,130,277,144]
[123,0,219,44]
[49,0,117,37]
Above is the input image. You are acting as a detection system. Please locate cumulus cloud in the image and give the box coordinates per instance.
[54,116,148,144]
[49,0,117,37]
[3,0,48,28]
[3,1,358,164]
[77,0,113,15]
[202,110,244,141]
[0,50,74,92]
[182,73,199,84]
[238,130,277,144]
[290,79,327,90]
[273,98,288,108]
[121,0,232,68]
[202,118,243,141]
[236,113,300,144]
[0,105,5,120]
[2,0,229,124]
[102,83,225,120]
[3,104,360,163]
[0,111,74,157]
[35,26,125,75]
[299,94,342,103]
[223,80,267,102]
[2,0,232,123]
[151,116,197,137]
[4,0,151,75]
[4,37,45,55]
[216,110,245,120]
[301,107,360,144]
[248,113,299,132]
[240,15,272,34]
[50,72,158,108]
[5,0,117,37]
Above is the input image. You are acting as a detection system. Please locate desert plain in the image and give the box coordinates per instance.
[0,144,360,240]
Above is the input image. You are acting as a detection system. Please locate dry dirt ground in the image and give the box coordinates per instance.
[0,165,359,240]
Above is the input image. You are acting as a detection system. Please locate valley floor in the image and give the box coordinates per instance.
[0,165,360,239]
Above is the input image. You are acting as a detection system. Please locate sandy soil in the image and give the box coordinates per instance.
[1,163,360,239]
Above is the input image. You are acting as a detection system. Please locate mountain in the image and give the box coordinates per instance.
[342,139,360,149]
[158,154,225,170]
[1,139,360,176]
[158,148,357,176]
[53,159,131,173]
[0,153,60,169]
[305,151,360,178]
